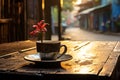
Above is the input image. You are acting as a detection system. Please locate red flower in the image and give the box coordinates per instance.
[30,20,49,36]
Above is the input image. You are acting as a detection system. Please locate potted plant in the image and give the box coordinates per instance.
[29,20,67,60]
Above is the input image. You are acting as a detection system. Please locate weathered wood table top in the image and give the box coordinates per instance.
[0,41,120,80]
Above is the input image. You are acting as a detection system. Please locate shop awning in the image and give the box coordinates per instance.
[79,4,110,15]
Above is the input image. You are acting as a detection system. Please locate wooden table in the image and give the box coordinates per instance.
[0,41,120,80]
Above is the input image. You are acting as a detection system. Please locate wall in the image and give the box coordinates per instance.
[112,0,120,18]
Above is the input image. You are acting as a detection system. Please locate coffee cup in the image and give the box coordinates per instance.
[36,40,67,60]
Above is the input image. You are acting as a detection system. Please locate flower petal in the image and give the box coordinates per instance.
[37,20,44,28]
[41,23,49,29]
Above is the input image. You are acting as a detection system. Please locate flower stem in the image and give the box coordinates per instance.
[41,32,43,43]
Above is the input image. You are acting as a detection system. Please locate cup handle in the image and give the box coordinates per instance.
[56,45,67,59]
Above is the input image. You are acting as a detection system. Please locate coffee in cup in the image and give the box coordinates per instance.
[36,40,67,60]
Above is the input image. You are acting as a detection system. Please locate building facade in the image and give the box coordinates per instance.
[79,0,112,32]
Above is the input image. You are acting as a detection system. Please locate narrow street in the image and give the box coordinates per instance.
[62,27,120,41]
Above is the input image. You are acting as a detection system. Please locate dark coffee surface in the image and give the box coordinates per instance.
[36,41,61,53]
[36,40,60,44]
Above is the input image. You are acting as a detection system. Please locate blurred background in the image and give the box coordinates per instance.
[0,0,120,44]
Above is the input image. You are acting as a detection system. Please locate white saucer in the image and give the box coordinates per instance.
[24,53,72,63]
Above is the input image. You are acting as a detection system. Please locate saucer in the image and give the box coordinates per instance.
[24,53,72,63]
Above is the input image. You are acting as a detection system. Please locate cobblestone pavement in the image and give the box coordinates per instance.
[62,27,120,41]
